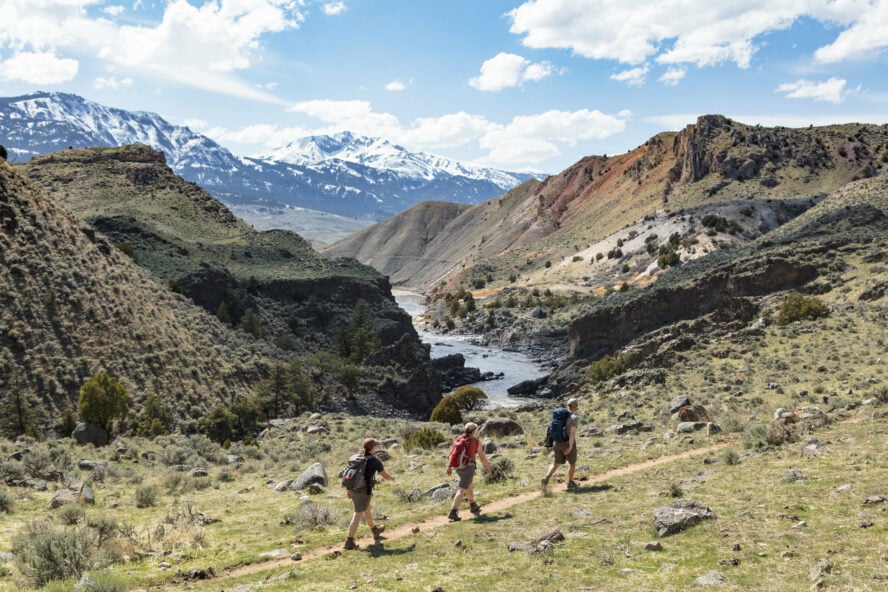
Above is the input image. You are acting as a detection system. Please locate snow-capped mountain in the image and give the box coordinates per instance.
[0,92,537,220]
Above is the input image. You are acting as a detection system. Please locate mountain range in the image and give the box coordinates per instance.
[0,92,536,242]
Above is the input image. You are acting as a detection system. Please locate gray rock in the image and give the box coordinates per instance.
[0,551,14,562]
[535,529,565,544]
[706,423,722,435]
[809,559,832,581]
[141,450,158,461]
[79,484,95,505]
[477,417,524,438]
[695,571,727,586]
[645,542,663,551]
[74,573,98,591]
[226,455,245,464]
[782,469,805,482]
[669,395,692,413]
[291,553,302,561]
[189,468,209,478]
[27,479,48,491]
[482,438,497,454]
[77,459,109,471]
[72,423,109,447]
[274,480,294,493]
[430,486,458,502]
[159,561,172,569]
[508,541,535,552]
[653,499,715,537]
[676,422,708,433]
[49,489,78,509]
[171,464,189,472]
[306,425,329,435]
[374,449,391,462]
[292,463,327,490]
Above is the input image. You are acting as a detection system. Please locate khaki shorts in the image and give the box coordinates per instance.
[350,490,371,512]
[553,442,577,465]
[455,464,476,489]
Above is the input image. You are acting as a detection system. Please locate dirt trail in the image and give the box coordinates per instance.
[143,440,732,589]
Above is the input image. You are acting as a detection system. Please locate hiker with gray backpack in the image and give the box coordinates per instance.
[542,398,580,491]
[342,438,394,550]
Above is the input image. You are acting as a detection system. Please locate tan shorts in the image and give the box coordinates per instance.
[351,490,371,512]
[553,442,577,465]
[455,464,476,489]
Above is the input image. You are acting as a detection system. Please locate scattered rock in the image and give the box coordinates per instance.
[189,468,209,478]
[226,455,245,464]
[535,529,565,544]
[718,558,740,566]
[836,484,852,492]
[508,541,535,553]
[72,423,109,447]
[653,499,715,537]
[695,571,727,586]
[809,559,832,581]
[79,484,95,505]
[863,495,888,505]
[291,553,302,561]
[669,395,692,413]
[49,489,78,509]
[77,459,109,471]
[482,439,497,455]
[306,425,329,435]
[645,542,663,552]
[782,469,805,482]
[292,463,328,490]
[801,439,827,457]
[274,480,294,493]
[676,422,708,434]
[159,561,172,569]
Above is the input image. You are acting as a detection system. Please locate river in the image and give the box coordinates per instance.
[394,290,547,408]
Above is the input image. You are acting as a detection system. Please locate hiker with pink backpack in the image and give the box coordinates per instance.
[446,421,492,521]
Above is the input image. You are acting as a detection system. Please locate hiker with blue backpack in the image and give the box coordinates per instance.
[446,421,492,521]
[542,398,580,491]
[342,438,395,550]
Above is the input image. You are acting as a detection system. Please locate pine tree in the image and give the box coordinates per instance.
[78,371,129,435]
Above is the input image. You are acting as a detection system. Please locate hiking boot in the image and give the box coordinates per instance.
[540,476,550,487]
[566,480,579,492]
[469,501,482,516]
[371,525,386,539]
[447,508,461,522]
[343,537,357,550]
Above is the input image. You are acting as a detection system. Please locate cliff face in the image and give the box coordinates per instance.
[12,145,442,421]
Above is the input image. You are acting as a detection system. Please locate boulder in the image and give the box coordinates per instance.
[305,425,329,435]
[482,438,497,455]
[79,484,95,505]
[49,489,78,509]
[374,449,392,462]
[189,468,209,478]
[79,459,111,470]
[669,395,692,413]
[478,417,524,438]
[226,455,245,464]
[274,480,294,493]
[676,422,708,434]
[653,499,715,537]
[782,469,805,482]
[507,376,550,397]
[695,571,727,586]
[673,405,711,423]
[72,423,109,447]
[292,463,327,490]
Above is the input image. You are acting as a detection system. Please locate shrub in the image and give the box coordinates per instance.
[742,423,769,449]
[135,485,158,508]
[721,448,740,465]
[11,521,96,586]
[135,394,173,437]
[430,396,462,425]
[485,458,515,484]
[393,487,425,503]
[0,488,13,513]
[667,482,683,498]
[86,514,118,546]
[586,352,628,384]
[776,292,830,325]
[451,386,488,411]
[402,427,447,451]
[284,501,340,530]
[336,300,381,363]
[78,372,129,435]
[657,249,680,268]
[57,504,86,526]
[58,407,78,438]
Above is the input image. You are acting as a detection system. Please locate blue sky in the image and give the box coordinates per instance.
[1,0,887,173]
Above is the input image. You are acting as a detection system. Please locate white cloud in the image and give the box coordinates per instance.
[469,52,555,91]
[776,77,849,103]
[402,112,498,149]
[0,51,78,84]
[508,0,877,69]
[659,67,686,86]
[182,118,209,131]
[814,1,888,63]
[610,65,649,86]
[322,2,347,16]
[93,75,134,90]
[0,0,304,102]
[203,123,311,149]
[103,5,125,16]
[385,79,406,91]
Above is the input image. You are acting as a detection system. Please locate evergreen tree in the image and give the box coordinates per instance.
[337,300,381,363]
[78,371,129,435]
[0,383,38,439]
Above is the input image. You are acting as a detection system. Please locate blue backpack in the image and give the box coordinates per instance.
[548,408,572,443]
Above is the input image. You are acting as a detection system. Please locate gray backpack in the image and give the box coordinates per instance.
[341,454,369,491]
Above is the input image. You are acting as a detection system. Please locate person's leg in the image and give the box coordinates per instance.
[543,462,562,481]
[464,482,475,503]
[450,487,466,510]
[568,462,576,483]
[347,512,362,539]
[363,507,375,530]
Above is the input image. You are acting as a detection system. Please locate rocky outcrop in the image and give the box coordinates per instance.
[653,499,715,536]
[568,255,817,359]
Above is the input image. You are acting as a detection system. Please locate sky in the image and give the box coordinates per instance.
[1,0,887,173]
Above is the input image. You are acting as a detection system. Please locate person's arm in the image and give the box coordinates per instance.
[477,444,492,474]
[379,469,395,481]
[565,424,577,454]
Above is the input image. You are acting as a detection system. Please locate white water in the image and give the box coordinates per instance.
[394,290,547,408]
